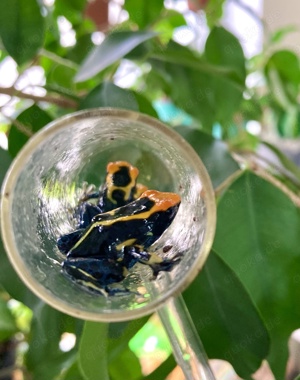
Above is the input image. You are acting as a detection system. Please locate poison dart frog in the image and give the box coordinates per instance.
[57,162,181,296]
[57,161,147,254]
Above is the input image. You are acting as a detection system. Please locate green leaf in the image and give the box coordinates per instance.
[107,318,147,380]
[213,171,300,377]
[0,297,17,341]
[151,41,244,85]
[204,27,246,125]
[175,126,239,188]
[203,0,226,27]
[277,107,300,137]
[29,352,76,380]
[144,355,176,380]
[0,148,12,185]
[44,83,80,102]
[0,0,44,65]
[134,91,158,117]
[269,25,297,44]
[26,303,79,380]
[0,233,40,311]
[239,98,263,121]
[124,0,164,28]
[79,322,109,380]
[61,361,85,380]
[54,0,87,25]
[184,250,270,378]
[266,69,291,111]
[109,349,141,380]
[75,31,156,82]
[80,82,138,110]
[46,64,77,91]
[108,318,148,347]
[228,129,260,152]
[144,66,172,99]
[8,105,52,157]
[154,10,186,43]
[150,40,244,129]
[67,34,95,64]
[265,51,300,114]
[267,50,300,86]
[80,82,158,117]
[153,58,215,128]
[205,27,245,83]
[55,0,86,13]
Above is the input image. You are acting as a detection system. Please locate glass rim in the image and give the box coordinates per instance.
[0,107,216,321]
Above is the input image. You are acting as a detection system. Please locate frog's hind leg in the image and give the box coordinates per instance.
[149,256,181,278]
[138,251,182,278]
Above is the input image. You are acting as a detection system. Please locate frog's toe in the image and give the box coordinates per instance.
[149,257,181,278]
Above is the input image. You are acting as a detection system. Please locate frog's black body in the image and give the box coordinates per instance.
[67,195,179,259]
[57,161,181,296]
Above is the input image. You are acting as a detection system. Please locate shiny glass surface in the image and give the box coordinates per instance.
[1,108,216,321]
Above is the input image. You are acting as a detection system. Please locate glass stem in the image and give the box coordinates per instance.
[158,294,216,380]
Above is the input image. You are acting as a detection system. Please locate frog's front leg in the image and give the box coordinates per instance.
[77,182,100,203]
[57,229,84,255]
[73,182,104,228]
[74,202,102,228]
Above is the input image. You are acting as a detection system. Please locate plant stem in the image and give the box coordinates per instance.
[39,48,79,70]
[3,115,33,137]
[234,149,300,188]
[0,86,78,108]
[214,170,243,198]
[233,153,300,207]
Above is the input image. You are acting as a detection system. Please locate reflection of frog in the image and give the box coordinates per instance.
[57,161,181,296]
[74,161,148,229]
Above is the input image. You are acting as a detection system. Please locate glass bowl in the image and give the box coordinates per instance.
[0,108,216,321]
